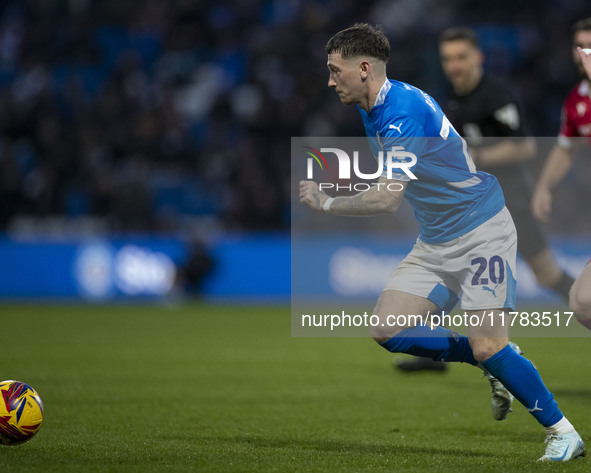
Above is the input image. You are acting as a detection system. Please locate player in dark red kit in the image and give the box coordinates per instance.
[532,18,591,328]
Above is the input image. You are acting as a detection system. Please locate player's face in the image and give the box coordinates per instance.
[439,40,483,93]
[327,53,365,105]
[573,30,591,76]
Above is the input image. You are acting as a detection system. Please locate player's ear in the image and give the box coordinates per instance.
[359,60,370,80]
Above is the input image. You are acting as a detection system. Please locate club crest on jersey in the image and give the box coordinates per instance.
[576,102,587,117]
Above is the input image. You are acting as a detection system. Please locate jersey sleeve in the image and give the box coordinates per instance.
[377,116,425,182]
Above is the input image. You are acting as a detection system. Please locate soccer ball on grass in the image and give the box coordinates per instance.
[0,380,44,445]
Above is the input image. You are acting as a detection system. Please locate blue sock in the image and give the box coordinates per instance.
[481,344,563,427]
[379,325,478,365]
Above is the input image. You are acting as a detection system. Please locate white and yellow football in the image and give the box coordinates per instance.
[0,380,44,446]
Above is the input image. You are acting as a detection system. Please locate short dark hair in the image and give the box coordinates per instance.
[325,23,390,63]
[438,27,480,49]
[572,17,591,37]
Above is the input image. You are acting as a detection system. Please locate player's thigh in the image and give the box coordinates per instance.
[371,290,439,343]
[570,261,591,316]
[382,239,460,314]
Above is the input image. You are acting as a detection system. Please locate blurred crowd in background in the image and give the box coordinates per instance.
[0,0,590,236]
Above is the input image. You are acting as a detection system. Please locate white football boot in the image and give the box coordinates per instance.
[538,431,586,461]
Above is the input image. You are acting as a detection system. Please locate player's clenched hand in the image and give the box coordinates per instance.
[531,187,552,223]
[299,180,328,211]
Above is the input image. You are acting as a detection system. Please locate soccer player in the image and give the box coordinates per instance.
[532,18,591,327]
[299,23,585,461]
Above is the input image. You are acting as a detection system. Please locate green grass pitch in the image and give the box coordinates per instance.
[0,302,590,472]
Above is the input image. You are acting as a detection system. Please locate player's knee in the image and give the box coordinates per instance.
[370,303,395,343]
[370,322,404,345]
[530,265,562,289]
[370,309,407,344]
[533,271,557,288]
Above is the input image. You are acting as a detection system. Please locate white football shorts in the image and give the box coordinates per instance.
[383,207,517,311]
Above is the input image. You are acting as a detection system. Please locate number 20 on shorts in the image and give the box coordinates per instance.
[471,256,505,286]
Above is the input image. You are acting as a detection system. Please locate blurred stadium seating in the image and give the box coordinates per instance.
[0,0,589,300]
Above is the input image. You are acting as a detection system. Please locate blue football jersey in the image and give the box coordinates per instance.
[358,79,505,243]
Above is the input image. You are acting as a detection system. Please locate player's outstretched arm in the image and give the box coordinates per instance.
[299,177,407,216]
[576,47,591,80]
[471,137,536,167]
[531,144,574,222]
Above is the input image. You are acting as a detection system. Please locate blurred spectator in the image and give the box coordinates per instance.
[0,0,589,235]
[178,237,214,296]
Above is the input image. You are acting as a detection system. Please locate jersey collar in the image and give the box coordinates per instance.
[374,79,391,108]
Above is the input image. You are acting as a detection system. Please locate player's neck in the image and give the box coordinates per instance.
[360,77,387,112]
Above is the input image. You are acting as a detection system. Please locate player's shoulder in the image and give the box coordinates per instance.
[384,80,438,118]
[388,80,431,103]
